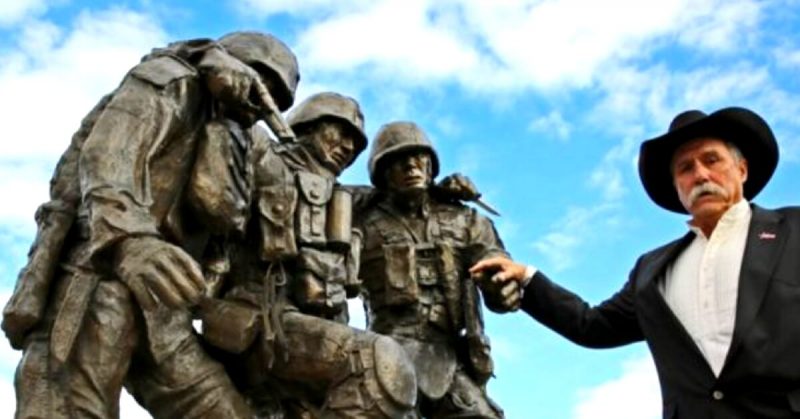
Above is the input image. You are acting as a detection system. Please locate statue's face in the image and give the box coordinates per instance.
[384,151,432,193]
[307,120,357,175]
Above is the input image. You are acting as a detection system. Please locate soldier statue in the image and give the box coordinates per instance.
[3,31,299,418]
[200,92,418,418]
[356,121,510,418]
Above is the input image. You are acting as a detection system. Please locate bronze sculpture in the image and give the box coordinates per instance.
[355,121,509,418]
[3,31,299,419]
[3,30,510,419]
[200,91,418,418]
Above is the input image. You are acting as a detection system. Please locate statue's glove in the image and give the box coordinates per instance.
[200,47,294,141]
[435,173,481,202]
[114,236,206,311]
[200,48,266,116]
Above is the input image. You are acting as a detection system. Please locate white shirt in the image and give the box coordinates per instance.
[661,199,751,377]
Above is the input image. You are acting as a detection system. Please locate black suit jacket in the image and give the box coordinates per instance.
[522,205,800,418]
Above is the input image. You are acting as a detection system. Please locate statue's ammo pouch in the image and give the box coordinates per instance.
[435,242,462,331]
[200,298,260,354]
[187,119,252,236]
[255,144,297,261]
[257,183,298,261]
[291,248,347,316]
[295,171,333,247]
[344,229,363,298]
[464,332,494,386]
[382,243,419,306]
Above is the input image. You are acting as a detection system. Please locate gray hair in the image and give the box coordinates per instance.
[726,141,744,163]
[670,139,746,175]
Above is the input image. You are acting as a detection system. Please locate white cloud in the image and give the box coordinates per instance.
[0,379,16,419]
[0,0,49,27]
[296,0,480,83]
[773,46,800,69]
[0,161,51,228]
[591,62,778,140]
[236,0,371,18]
[587,136,637,202]
[0,9,167,162]
[533,229,582,272]
[529,110,571,142]
[677,0,761,52]
[240,0,765,94]
[572,354,661,419]
[533,204,618,272]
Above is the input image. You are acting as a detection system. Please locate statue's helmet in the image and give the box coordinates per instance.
[368,121,440,188]
[287,92,367,156]
[217,31,299,112]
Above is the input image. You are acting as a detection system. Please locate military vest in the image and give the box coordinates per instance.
[360,202,477,341]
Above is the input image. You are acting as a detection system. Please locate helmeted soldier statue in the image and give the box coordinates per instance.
[3,31,299,419]
[356,121,507,418]
[199,92,418,418]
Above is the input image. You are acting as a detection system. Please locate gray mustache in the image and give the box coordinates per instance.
[687,182,728,206]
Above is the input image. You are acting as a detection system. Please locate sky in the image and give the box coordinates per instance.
[0,0,799,418]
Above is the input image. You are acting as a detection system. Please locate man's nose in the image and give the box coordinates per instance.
[691,162,712,184]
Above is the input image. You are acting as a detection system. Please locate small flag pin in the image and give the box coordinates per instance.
[759,231,776,240]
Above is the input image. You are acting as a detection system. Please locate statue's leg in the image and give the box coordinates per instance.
[14,326,68,419]
[425,370,504,419]
[13,268,132,419]
[66,279,138,419]
[265,311,418,419]
[125,309,252,419]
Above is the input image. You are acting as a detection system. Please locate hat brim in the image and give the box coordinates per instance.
[638,107,778,214]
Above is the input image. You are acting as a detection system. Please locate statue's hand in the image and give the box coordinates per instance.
[115,237,206,311]
[201,49,264,114]
[436,173,480,202]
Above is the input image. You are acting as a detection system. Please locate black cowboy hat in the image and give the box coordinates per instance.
[638,107,779,214]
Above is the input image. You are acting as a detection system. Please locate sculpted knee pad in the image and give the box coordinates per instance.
[369,335,417,415]
[325,334,417,418]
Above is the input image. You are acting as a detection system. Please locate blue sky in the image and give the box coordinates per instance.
[1,0,799,418]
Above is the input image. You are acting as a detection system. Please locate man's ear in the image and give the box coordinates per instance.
[739,157,748,183]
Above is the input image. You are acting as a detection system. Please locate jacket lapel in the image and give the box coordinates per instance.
[638,233,711,364]
[722,205,787,372]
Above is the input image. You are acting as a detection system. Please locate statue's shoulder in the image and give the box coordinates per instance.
[129,54,197,88]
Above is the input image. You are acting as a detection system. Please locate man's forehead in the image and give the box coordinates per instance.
[672,137,729,161]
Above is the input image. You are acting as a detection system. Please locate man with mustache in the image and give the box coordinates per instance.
[471,107,800,418]
[356,121,507,418]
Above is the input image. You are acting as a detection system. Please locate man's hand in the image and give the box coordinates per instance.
[469,257,528,312]
[114,237,206,311]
